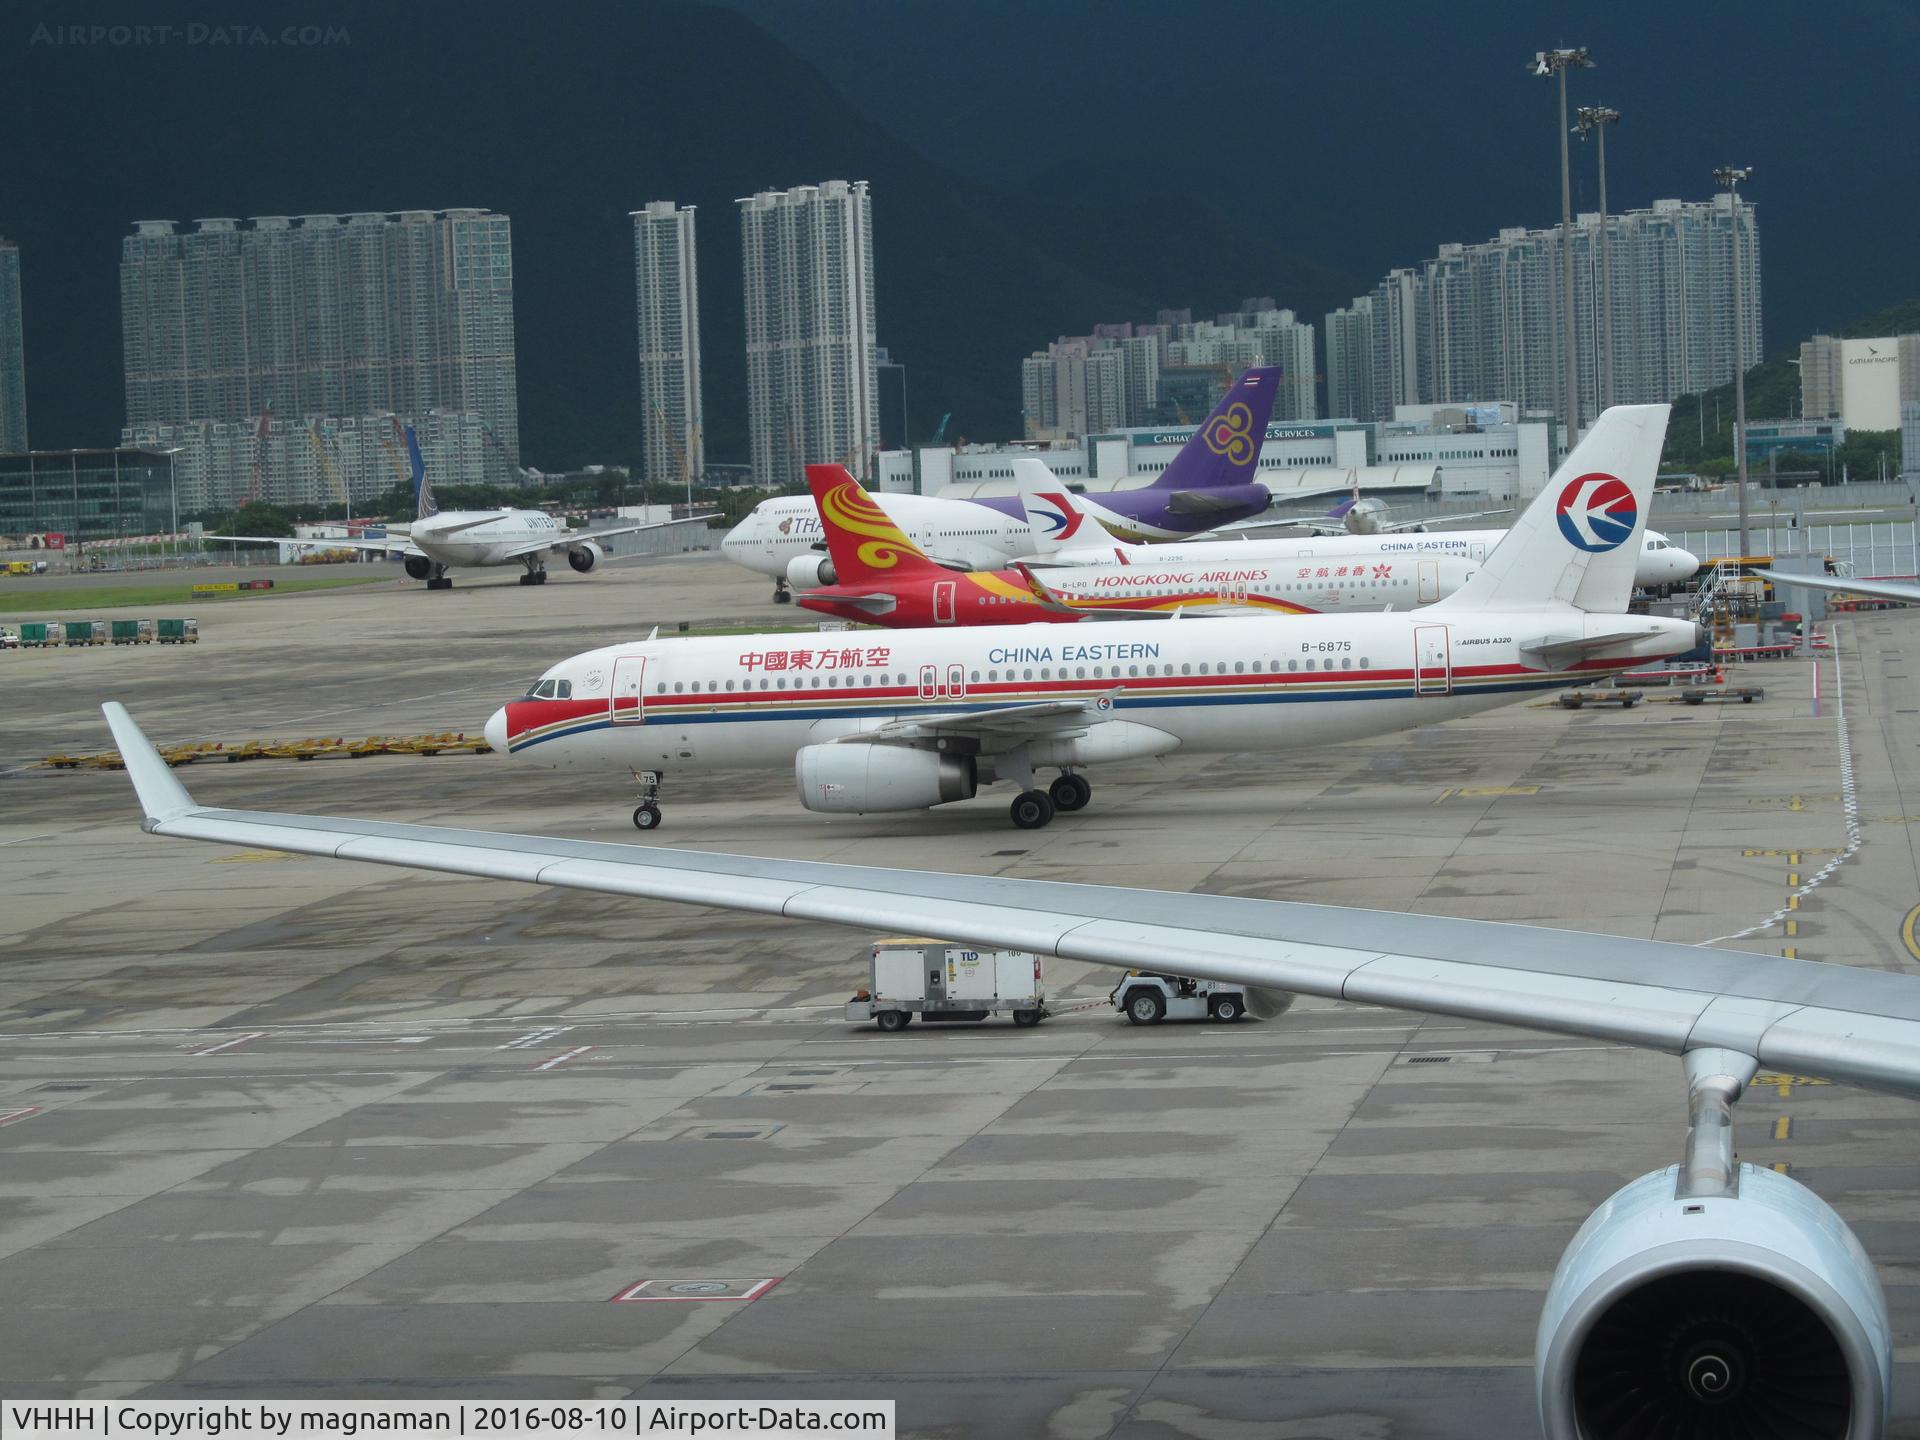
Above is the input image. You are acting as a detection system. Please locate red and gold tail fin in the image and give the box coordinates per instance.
[804,465,942,581]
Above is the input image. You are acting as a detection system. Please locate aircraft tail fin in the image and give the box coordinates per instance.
[804,465,943,582]
[1150,366,1281,491]
[1013,464,1126,556]
[403,422,437,520]
[1433,405,1669,614]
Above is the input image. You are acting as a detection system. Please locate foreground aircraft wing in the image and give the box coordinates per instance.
[1754,568,1920,606]
[497,513,722,562]
[205,533,426,559]
[102,701,1920,1099]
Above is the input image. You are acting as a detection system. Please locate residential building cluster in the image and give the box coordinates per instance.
[116,209,520,509]
[1019,301,1316,440]
[1328,196,1761,425]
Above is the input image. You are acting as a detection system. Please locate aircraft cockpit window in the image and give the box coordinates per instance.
[554,680,572,699]
[525,678,561,699]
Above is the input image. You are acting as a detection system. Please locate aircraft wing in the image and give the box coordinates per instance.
[102,700,1920,1100]
[1754,568,1920,605]
[497,513,722,562]
[1165,489,1267,518]
[865,695,1119,740]
[205,533,425,559]
[1374,509,1510,533]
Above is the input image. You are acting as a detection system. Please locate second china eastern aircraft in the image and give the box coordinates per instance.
[1022,477,1703,591]
[792,464,1478,626]
[486,405,1698,831]
[211,424,707,590]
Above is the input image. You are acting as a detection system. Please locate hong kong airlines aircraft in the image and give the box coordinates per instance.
[720,367,1286,600]
[1022,471,1702,592]
[485,406,1695,831]
[793,465,1478,627]
[211,423,708,590]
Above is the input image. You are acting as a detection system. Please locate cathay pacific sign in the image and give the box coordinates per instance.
[1141,423,1330,446]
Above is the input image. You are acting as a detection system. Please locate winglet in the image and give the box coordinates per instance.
[101,703,198,828]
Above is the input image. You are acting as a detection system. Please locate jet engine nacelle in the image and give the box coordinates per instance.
[795,744,976,814]
[1536,1164,1890,1440]
[403,556,433,580]
[787,553,836,590]
[567,541,603,574]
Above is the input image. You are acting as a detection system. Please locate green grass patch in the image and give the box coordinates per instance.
[0,571,394,616]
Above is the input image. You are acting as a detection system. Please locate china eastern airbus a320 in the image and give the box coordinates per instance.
[212,424,708,590]
[793,463,1478,627]
[486,405,1696,831]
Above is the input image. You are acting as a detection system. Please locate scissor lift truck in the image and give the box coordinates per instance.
[1110,970,1250,1024]
[846,939,1048,1031]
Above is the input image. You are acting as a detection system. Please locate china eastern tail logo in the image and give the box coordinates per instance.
[1554,472,1636,553]
[1033,493,1084,540]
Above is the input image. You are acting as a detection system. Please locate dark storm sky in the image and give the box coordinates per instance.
[4,0,1914,465]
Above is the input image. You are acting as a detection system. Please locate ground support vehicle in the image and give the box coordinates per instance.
[845,939,1048,1030]
[1110,971,1252,1024]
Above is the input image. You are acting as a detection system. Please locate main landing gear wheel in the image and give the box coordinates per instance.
[519,570,549,586]
[773,583,792,605]
[632,802,662,830]
[1010,789,1055,829]
[1049,773,1092,813]
[427,576,453,590]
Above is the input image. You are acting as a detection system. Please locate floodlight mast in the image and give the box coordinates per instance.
[1576,105,1622,411]
[1715,166,1755,560]
[1531,47,1594,442]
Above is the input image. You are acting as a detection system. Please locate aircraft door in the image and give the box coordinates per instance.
[1413,625,1451,696]
[610,655,647,724]
[919,664,939,700]
[1471,541,1487,561]
[933,580,957,624]
[946,664,965,699]
[1418,560,1440,604]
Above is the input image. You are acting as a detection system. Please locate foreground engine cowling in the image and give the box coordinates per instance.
[787,553,836,589]
[795,744,975,814]
[403,555,433,580]
[1537,1164,1890,1440]
[567,541,603,574]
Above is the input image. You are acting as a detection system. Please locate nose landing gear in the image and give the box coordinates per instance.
[631,770,663,830]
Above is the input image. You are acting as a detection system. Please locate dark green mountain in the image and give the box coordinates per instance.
[4,0,1358,468]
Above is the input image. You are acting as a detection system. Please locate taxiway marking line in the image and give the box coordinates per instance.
[0,1107,41,1127]
[1902,904,1920,965]
[190,1032,266,1056]
[535,1045,595,1071]
[1774,1115,1792,1141]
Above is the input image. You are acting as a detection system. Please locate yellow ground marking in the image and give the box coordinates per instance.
[1771,1161,1792,1174]
[1787,895,1800,911]
[1783,947,1798,959]
[1788,872,1801,886]
[1753,1073,1831,1097]
[1773,1116,1792,1141]
[1742,848,1839,858]
[1785,919,1799,938]
[211,851,297,864]
[1432,785,1541,805]
[1747,796,1839,810]
[1902,904,1920,964]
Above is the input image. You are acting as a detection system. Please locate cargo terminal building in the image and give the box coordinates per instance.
[0,447,177,546]
[875,404,1563,507]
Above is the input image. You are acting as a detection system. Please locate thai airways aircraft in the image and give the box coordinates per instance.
[486,406,1696,831]
[1022,478,1703,591]
[100,693,1914,1437]
[793,464,1479,627]
[720,368,1286,601]
[210,424,709,590]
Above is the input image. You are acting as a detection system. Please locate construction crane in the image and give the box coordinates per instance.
[307,421,351,521]
[654,405,702,507]
[928,412,952,446]
[245,406,274,504]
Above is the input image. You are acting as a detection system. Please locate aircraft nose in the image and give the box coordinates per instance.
[484,706,509,755]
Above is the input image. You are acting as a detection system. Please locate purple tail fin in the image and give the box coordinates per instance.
[1149,366,1282,490]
